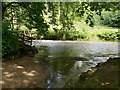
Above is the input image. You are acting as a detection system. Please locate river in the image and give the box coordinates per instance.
[32,40,119,88]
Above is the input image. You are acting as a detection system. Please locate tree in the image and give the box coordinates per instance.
[47,2,75,40]
[2,2,119,38]
[2,2,49,36]
[75,2,119,27]
[46,2,119,40]
[2,2,49,59]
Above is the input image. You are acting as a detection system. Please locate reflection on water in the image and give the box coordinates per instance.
[33,41,119,88]
[33,41,118,57]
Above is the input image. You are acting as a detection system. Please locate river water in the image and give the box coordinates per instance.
[32,40,119,88]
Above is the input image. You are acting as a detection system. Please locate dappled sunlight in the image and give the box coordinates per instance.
[4,72,9,75]
[2,56,48,88]
[16,65,24,69]
[5,73,14,78]
[23,80,29,86]
[12,64,24,69]
[0,80,5,84]
[22,70,37,77]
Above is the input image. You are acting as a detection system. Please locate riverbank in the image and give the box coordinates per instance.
[1,56,48,88]
[2,57,119,89]
[64,57,119,88]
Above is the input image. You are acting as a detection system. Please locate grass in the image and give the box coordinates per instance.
[83,26,118,41]
[73,20,119,41]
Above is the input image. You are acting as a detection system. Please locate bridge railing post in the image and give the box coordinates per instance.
[12,31,33,47]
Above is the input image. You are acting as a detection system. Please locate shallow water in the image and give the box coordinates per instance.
[32,40,119,88]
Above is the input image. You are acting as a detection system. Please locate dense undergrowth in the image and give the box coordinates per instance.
[43,30,88,40]
[2,30,20,59]
[2,30,37,60]
[43,27,119,41]
[2,22,37,60]
[97,31,120,41]
[2,21,21,59]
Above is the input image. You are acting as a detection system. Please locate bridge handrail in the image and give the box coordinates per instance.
[12,31,33,46]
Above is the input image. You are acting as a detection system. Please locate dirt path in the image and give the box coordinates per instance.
[1,56,48,88]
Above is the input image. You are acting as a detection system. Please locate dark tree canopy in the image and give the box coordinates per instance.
[2,2,119,35]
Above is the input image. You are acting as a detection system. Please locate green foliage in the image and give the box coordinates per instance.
[67,30,88,40]
[43,30,61,40]
[100,12,119,28]
[97,31,120,41]
[2,2,119,48]
[43,30,59,40]
[23,2,49,35]
[2,21,20,59]
[75,2,119,27]
[3,2,119,41]
[47,2,76,40]
[3,2,49,36]
[44,29,88,40]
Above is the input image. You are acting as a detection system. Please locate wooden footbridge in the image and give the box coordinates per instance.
[12,31,33,46]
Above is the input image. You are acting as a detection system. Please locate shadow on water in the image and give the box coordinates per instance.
[33,41,119,88]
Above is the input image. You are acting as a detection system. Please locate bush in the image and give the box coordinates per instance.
[67,30,88,40]
[2,21,21,59]
[100,12,119,28]
[43,29,89,40]
[44,30,62,40]
[97,31,120,41]
[67,30,79,40]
